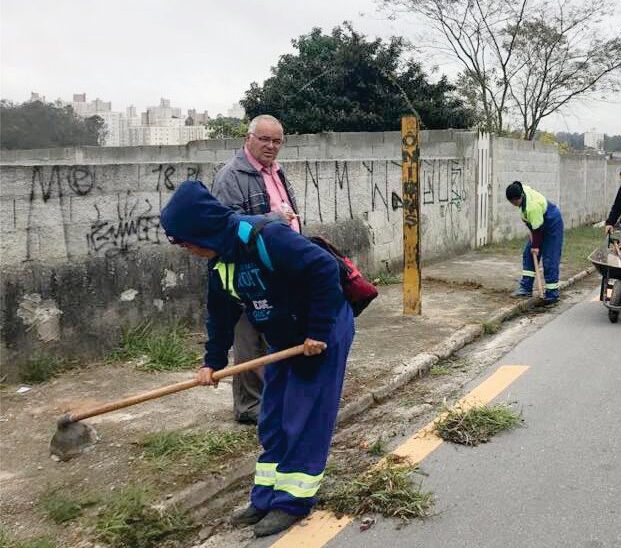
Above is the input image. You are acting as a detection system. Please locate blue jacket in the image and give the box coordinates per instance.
[160,180,345,369]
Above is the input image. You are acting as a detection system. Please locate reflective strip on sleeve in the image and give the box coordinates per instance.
[274,470,324,499]
[522,270,536,277]
[214,261,239,300]
[254,462,277,487]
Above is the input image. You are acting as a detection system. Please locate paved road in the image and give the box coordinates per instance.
[323,291,621,548]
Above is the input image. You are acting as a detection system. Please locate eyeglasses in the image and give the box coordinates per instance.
[249,133,284,146]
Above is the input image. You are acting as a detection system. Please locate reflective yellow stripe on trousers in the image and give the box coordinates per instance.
[255,462,277,487]
[274,471,324,498]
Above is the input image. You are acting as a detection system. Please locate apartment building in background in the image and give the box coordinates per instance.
[70,95,208,146]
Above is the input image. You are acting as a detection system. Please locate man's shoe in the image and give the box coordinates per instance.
[236,412,258,425]
[511,287,532,298]
[254,510,302,537]
[230,504,267,526]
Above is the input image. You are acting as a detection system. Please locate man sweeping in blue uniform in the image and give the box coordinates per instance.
[160,180,355,537]
[506,181,564,303]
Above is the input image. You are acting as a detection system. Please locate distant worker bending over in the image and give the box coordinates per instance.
[505,181,564,303]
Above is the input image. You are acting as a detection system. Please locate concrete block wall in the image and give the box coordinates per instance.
[1,130,616,374]
[490,137,560,242]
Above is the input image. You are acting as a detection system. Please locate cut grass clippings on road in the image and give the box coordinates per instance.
[111,322,200,372]
[95,486,194,548]
[140,429,258,475]
[435,402,523,446]
[322,455,433,520]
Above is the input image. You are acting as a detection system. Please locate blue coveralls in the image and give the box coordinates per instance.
[217,221,355,516]
[160,181,356,518]
[517,185,564,300]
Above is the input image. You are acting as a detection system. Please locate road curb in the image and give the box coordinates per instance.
[167,265,595,515]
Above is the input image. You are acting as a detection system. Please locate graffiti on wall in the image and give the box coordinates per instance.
[86,192,161,257]
[12,156,469,264]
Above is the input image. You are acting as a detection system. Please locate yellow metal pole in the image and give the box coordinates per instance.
[401,116,421,315]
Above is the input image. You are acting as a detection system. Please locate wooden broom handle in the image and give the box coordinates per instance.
[65,344,306,423]
[532,249,544,298]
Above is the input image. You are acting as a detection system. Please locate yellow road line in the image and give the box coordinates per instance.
[270,365,529,548]
[270,511,352,548]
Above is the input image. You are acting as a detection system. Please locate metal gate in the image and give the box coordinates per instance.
[476,132,491,247]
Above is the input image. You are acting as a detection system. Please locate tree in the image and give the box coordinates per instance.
[240,23,474,133]
[380,0,621,139]
[207,115,248,139]
[0,100,104,149]
[604,134,621,152]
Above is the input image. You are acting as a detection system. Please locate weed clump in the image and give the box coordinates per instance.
[95,486,193,548]
[20,355,72,384]
[38,488,98,524]
[435,403,522,446]
[322,455,433,520]
[0,527,56,548]
[111,322,200,371]
[140,429,257,474]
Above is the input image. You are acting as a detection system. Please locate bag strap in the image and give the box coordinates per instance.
[238,218,274,271]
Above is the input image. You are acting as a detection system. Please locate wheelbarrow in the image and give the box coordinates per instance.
[588,232,621,323]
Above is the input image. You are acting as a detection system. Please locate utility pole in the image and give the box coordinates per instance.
[401,116,421,315]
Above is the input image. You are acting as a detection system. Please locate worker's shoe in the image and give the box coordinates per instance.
[543,289,560,305]
[230,504,267,527]
[511,287,532,298]
[236,412,258,426]
[254,509,302,537]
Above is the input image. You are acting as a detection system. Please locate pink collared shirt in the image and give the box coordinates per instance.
[244,146,300,233]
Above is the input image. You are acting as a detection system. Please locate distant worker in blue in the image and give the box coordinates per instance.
[160,180,355,537]
[505,181,564,303]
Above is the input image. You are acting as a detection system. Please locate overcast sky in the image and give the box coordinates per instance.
[1,0,620,134]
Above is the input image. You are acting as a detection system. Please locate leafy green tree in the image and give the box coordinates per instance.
[240,23,474,133]
[207,115,248,138]
[0,100,105,149]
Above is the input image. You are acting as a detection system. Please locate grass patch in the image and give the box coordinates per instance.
[19,355,72,384]
[480,225,602,273]
[367,437,386,457]
[111,322,200,371]
[38,487,98,524]
[482,320,502,335]
[559,225,604,271]
[0,528,57,548]
[95,486,193,548]
[321,455,433,520]
[429,365,452,376]
[140,429,257,474]
[372,271,402,286]
[435,403,522,446]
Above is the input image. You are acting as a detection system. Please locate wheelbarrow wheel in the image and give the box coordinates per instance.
[609,280,621,324]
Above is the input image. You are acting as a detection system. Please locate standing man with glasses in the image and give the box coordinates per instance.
[211,114,300,425]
